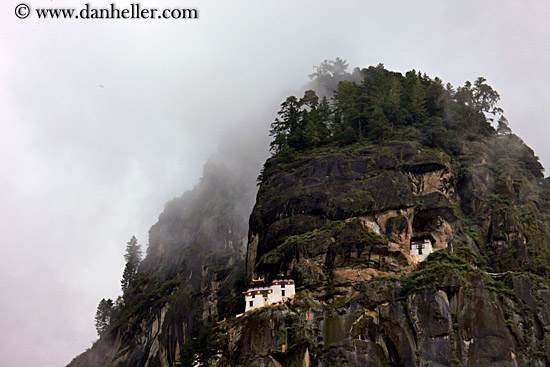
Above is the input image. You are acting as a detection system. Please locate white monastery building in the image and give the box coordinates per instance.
[244,277,296,312]
[410,239,433,262]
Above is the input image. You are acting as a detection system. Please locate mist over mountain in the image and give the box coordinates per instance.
[4,3,550,366]
[143,123,271,269]
[66,99,273,367]
[67,62,550,367]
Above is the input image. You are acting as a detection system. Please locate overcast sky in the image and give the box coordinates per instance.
[1,1,550,366]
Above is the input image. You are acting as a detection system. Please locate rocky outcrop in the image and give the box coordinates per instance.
[67,83,550,366]
[67,159,258,367]
[248,143,459,284]
[68,132,550,367]
[220,256,550,367]
[233,134,550,366]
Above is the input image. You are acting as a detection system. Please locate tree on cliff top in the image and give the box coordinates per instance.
[269,61,513,157]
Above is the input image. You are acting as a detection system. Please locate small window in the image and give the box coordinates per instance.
[281,282,285,288]
[252,293,255,298]
[249,301,253,307]
[282,290,285,297]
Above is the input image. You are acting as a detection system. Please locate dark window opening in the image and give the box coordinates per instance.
[281,282,285,288]
[282,290,286,297]
[249,301,253,307]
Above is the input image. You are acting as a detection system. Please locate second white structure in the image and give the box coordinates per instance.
[244,277,296,312]
[410,239,433,262]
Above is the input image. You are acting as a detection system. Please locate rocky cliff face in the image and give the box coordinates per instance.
[224,134,550,367]
[67,66,550,367]
[68,134,550,367]
[221,270,550,367]
[247,143,458,285]
[67,158,260,367]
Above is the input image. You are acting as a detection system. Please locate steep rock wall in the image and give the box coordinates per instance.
[231,137,550,366]
[248,143,459,285]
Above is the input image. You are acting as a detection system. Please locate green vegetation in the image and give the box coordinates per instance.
[257,219,388,277]
[400,250,478,298]
[176,323,218,367]
[92,235,144,335]
[263,60,548,280]
[78,60,550,367]
[486,279,515,299]
[269,62,506,158]
[121,235,142,292]
[94,298,114,336]
[258,221,345,265]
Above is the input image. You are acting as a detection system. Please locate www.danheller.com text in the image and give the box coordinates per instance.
[18,2,199,20]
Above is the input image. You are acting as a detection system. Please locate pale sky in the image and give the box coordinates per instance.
[1,1,549,366]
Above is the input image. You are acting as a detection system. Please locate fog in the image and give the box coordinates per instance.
[1,1,549,366]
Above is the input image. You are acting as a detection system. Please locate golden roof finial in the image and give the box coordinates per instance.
[252,277,265,283]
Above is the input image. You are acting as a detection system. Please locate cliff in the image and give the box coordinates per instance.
[67,155,261,367]
[67,64,550,367]
[226,137,550,367]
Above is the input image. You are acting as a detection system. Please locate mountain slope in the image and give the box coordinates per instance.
[231,138,550,367]
[68,64,550,367]
[67,145,264,367]
[223,65,550,367]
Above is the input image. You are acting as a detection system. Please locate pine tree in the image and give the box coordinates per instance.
[333,81,362,137]
[497,115,512,135]
[176,340,195,367]
[308,57,349,79]
[94,298,114,335]
[176,323,218,367]
[121,235,142,292]
[269,96,302,153]
[472,76,503,116]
